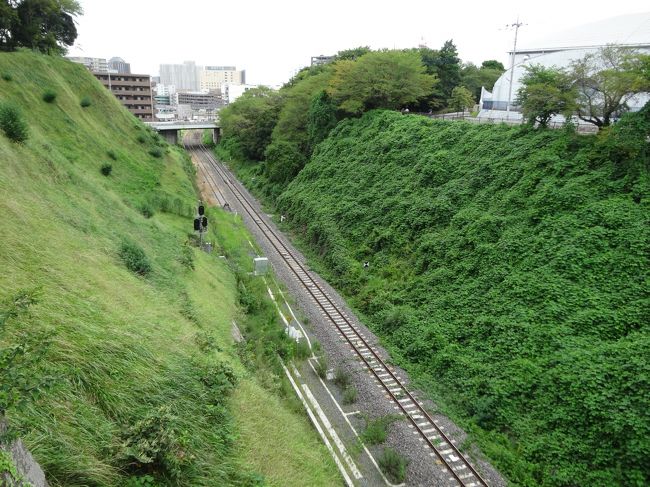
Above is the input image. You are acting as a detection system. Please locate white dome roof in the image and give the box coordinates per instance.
[520,12,650,51]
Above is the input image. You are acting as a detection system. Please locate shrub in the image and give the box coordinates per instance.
[293,340,311,360]
[342,386,357,405]
[378,448,408,483]
[178,243,195,270]
[42,90,57,103]
[118,240,151,276]
[137,134,147,144]
[1,73,12,81]
[333,367,352,388]
[0,103,28,142]
[116,406,185,480]
[80,96,92,108]
[100,163,112,176]
[107,149,118,160]
[314,357,328,379]
[149,147,163,158]
[361,415,399,445]
[139,203,154,218]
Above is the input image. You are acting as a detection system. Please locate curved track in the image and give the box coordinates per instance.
[189,143,489,487]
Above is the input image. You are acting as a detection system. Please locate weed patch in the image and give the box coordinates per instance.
[378,447,408,483]
[118,240,152,276]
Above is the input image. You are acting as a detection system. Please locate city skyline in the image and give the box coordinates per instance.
[68,0,649,86]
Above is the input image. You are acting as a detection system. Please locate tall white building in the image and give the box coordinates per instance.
[200,66,246,90]
[159,61,200,91]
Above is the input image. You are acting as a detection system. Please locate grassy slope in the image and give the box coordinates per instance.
[270,110,649,486]
[0,51,338,486]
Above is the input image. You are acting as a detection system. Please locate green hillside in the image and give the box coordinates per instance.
[270,110,649,485]
[0,51,339,486]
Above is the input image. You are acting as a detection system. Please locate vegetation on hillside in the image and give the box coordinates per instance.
[220,42,503,198]
[0,51,339,486]
[271,108,649,486]
[219,102,649,486]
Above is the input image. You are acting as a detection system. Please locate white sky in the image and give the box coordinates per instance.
[68,0,650,86]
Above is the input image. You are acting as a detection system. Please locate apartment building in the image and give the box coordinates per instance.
[94,73,154,121]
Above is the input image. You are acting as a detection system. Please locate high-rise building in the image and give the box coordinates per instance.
[67,56,108,73]
[159,61,200,91]
[94,72,154,121]
[200,66,246,90]
[108,57,131,74]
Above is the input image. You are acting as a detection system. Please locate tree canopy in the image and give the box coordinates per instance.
[329,50,437,114]
[0,0,82,54]
[569,46,650,127]
[517,65,576,127]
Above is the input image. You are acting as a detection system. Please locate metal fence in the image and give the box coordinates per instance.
[413,111,599,133]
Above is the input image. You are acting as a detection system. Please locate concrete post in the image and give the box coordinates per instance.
[161,130,178,145]
[212,128,222,145]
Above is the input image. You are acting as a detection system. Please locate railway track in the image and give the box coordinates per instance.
[190,143,489,487]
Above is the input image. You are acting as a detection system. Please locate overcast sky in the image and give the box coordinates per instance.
[68,0,649,86]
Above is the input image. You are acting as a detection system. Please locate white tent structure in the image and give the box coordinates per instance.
[479,13,650,121]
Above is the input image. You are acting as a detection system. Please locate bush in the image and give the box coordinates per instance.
[342,386,357,404]
[116,406,185,480]
[314,357,328,379]
[333,367,352,388]
[1,73,12,81]
[0,103,28,142]
[137,134,147,144]
[361,415,397,445]
[80,96,92,108]
[149,147,163,158]
[293,340,311,360]
[107,149,118,160]
[378,448,408,483]
[118,240,152,276]
[139,203,154,219]
[42,89,57,103]
[100,163,112,176]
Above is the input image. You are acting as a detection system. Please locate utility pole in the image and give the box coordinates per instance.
[506,17,525,118]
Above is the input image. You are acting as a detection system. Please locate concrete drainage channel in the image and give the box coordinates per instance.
[265,277,400,487]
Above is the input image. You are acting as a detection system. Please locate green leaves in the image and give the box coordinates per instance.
[329,50,437,114]
[275,108,650,486]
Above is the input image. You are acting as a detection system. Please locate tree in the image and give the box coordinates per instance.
[307,90,337,151]
[219,87,282,160]
[481,60,505,71]
[414,41,462,110]
[329,50,437,115]
[448,86,475,112]
[568,46,650,127]
[0,0,82,54]
[335,46,371,61]
[461,61,505,100]
[517,65,576,127]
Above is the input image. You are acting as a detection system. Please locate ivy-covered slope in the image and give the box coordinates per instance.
[277,109,649,486]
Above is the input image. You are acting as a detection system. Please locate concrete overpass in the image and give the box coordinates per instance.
[145,121,221,145]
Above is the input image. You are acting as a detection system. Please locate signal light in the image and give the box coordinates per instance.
[198,205,205,216]
[193,218,201,231]
[202,216,208,228]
